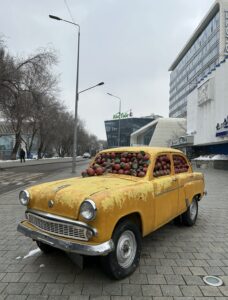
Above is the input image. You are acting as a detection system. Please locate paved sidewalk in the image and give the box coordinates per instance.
[0,168,228,299]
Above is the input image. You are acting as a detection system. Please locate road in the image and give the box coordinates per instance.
[0,159,89,195]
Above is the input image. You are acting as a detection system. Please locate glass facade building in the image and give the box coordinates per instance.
[169,3,223,118]
[105,117,154,148]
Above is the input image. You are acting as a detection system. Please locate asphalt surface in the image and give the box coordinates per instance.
[0,167,228,299]
[0,159,89,195]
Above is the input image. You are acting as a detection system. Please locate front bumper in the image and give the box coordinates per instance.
[17,221,114,256]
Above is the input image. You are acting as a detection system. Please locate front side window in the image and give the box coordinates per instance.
[173,155,189,174]
[153,154,171,177]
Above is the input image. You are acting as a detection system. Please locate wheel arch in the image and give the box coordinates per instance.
[193,193,202,201]
[113,212,143,236]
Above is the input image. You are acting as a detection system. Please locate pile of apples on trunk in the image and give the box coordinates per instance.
[82,151,150,178]
[173,155,189,173]
[153,155,171,177]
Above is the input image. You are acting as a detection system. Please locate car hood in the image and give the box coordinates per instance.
[27,175,140,220]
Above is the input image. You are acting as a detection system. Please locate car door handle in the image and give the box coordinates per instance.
[172,178,178,182]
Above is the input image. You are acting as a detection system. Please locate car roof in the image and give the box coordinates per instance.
[100,146,182,156]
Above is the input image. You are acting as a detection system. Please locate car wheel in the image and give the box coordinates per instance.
[36,241,55,254]
[101,220,142,279]
[182,198,198,226]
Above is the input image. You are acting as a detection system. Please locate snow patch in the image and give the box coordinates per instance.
[23,248,41,259]
[193,154,228,161]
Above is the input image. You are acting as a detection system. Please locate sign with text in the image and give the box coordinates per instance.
[225,11,228,54]
[113,112,130,119]
[216,116,228,137]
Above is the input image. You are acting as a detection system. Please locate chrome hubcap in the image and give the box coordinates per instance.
[116,230,137,268]
[189,199,197,220]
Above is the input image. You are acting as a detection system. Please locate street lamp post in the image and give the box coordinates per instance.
[49,15,104,173]
[107,93,121,147]
[49,14,80,173]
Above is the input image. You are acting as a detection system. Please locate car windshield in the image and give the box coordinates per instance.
[82,151,150,177]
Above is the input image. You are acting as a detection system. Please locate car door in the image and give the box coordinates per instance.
[172,154,191,213]
[152,153,179,228]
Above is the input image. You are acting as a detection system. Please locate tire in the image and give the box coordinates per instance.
[101,220,142,279]
[182,198,198,226]
[36,241,55,254]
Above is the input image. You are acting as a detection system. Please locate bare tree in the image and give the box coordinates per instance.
[0,44,58,159]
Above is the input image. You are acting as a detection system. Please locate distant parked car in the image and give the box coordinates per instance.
[83,152,91,159]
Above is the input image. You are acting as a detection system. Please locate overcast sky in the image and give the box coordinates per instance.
[0,0,214,139]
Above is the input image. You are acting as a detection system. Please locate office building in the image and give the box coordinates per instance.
[169,0,228,118]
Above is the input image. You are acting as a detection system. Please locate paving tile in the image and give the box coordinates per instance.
[62,284,83,295]
[42,283,64,295]
[156,266,174,275]
[82,283,102,296]
[139,266,156,274]
[102,282,121,296]
[1,273,23,283]
[37,273,58,283]
[142,284,162,297]
[129,273,148,284]
[180,286,203,297]
[160,259,177,267]
[111,297,131,300]
[68,296,89,300]
[147,274,166,285]
[189,266,207,275]
[4,282,26,295]
[56,273,76,283]
[90,297,110,300]
[164,275,185,285]
[0,273,6,281]
[5,296,28,300]
[199,286,223,296]
[176,259,193,267]
[22,283,45,295]
[48,296,69,300]
[204,266,225,276]
[219,286,228,296]
[27,296,48,300]
[122,284,142,296]
[153,297,173,300]
[160,285,182,297]
[172,267,192,275]
[19,272,40,282]
[183,275,205,285]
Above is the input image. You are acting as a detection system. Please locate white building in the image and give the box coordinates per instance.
[130,118,186,148]
[169,0,228,154]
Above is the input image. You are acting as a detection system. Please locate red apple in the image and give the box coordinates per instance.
[87,168,95,176]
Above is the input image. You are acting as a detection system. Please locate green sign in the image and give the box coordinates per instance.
[113,112,129,119]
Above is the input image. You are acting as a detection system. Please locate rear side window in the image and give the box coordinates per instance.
[153,154,171,177]
[173,155,189,174]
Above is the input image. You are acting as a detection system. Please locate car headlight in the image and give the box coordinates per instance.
[79,199,97,221]
[19,190,30,206]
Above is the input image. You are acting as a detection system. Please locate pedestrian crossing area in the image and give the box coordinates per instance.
[0,171,44,194]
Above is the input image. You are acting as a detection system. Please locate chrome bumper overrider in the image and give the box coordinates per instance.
[17,221,114,256]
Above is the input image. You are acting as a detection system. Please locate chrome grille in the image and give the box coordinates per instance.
[26,213,89,241]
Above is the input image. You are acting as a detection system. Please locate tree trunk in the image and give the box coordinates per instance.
[37,141,44,159]
[11,132,21,160]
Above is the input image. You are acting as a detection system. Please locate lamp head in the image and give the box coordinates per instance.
[49,15,62,21]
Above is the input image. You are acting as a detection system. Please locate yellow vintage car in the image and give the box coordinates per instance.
[17,147,205,279]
